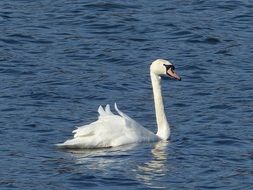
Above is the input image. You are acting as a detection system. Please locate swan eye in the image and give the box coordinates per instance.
[163,64,175,70]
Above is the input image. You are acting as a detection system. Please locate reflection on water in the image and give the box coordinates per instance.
[65,141,169,188]
[136,141,169,189]
[1,0,253,188]
[66,143,138,170]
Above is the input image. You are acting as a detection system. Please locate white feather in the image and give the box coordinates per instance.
[57,59,179,149]
[57,104,158,148]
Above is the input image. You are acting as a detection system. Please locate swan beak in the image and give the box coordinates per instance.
[167,69,181,81]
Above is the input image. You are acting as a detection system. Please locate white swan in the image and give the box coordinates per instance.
[57,59,181,149]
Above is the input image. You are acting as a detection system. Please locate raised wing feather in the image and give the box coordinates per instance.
[57,104,158,149]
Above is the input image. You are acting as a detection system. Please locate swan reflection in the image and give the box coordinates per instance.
[135,141,169,188]
[65,144,138,170]
[62,141,169,188]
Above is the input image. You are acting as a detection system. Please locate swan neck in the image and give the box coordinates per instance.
[150,72,170,140]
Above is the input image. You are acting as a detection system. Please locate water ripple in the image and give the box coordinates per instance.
[1,0,253,189]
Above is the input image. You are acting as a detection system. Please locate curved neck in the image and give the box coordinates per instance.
[150,72,170,140]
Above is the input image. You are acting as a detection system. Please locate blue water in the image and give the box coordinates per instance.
[1,0,253,189]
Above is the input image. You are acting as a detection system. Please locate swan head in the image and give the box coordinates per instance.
[150,59,181,81]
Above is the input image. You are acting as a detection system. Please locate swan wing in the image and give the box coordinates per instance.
[114,103,157,141]
[57,104,158,149]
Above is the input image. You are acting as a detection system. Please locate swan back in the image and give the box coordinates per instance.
[57,104,158,149]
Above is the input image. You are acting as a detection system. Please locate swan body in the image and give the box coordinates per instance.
[57,59,181,149]
[58,104,159,148]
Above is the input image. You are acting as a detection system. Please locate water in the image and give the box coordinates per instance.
[1,0,253,189]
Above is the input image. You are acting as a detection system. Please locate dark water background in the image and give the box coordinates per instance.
[1,0,253,189]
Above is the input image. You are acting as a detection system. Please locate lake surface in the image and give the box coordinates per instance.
[1,0,253,189]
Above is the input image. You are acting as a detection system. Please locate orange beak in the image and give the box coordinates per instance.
[166,69,181,81]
